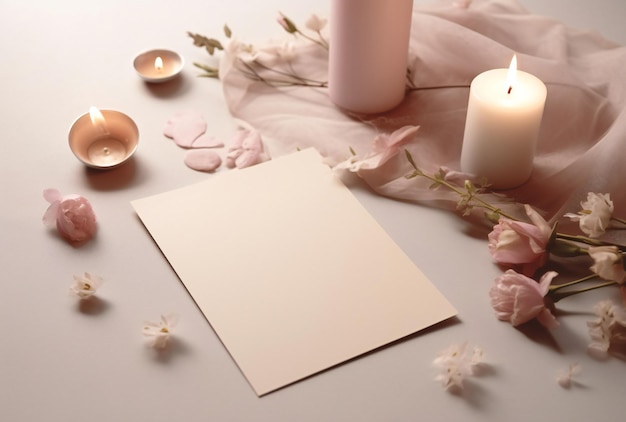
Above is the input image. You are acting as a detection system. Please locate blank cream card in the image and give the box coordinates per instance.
[132,148,456,396]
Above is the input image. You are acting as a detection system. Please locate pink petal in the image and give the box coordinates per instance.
[191,134,225,149]
[536,308,559,329]
[163,111,207,148]
[184,149,222,172]
[43,188,61,204]
[42,203,59,227]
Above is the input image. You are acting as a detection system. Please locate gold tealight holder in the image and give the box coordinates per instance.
[68,107,139,169]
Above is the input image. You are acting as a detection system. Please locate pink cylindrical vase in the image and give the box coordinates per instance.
[329,0,414,114]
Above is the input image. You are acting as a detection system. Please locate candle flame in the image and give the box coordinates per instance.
[506,54,517,95]
[155,56,164,72]
[89,106,105,125]
[89,106,108,134]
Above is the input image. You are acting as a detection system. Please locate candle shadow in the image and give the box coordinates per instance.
[83,157,140,190]
[141,74,191,98]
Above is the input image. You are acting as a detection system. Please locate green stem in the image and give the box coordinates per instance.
[612,216,626,226]
[549,273,598,293]
[404,150,518,221]
[549,280,618,303]
[296,30,329,50]
[556,232,626,252]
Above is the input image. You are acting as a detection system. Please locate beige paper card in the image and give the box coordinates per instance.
[132,148,456,396]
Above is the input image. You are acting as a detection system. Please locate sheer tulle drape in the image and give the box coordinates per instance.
[220,0,626,237]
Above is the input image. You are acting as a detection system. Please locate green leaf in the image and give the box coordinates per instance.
[187,32,224,55]
[429,181,441,190]
[484,211,500,224]
[550,239,586,257]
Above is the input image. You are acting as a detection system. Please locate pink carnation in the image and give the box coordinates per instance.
[488,204,551,276]
[489,269,559,329]
[42,188,97,244]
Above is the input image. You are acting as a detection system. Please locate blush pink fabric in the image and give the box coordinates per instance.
[220,0,626,240]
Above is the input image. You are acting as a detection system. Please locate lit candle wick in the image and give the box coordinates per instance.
[505,54,517,96]
[155,56,164,72]
[89,106,109,135]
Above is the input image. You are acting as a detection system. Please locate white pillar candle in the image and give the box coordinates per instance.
[328,0,413,114]
[460,56,547,189]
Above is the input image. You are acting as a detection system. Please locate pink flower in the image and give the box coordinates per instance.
[564,192,614,238]
[305,14,327,32]
[588,246,626,283]
[488,204,552,276]
[489,269,559,329]
[277,13,296,34]
[334,125,419,173]
[43,189,97,244]
[225,128,270,169]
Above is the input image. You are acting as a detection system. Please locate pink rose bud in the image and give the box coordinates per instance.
[489,269,559,329]
[43,188,97,244]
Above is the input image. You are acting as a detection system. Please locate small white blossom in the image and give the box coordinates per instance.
[143,313,179,349]
[433,342,485,391]
[305,14,327,32]
[588,246,626,283]
[565,192,614,238]
[557,362,581,388]
[587,300,626,358]
[69,272,103,299]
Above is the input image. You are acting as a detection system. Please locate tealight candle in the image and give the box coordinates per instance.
[68,107,139,169]
[133,49,184,83]
[460,55,547,189]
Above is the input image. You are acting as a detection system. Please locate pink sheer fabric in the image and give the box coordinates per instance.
[220,0,626,237]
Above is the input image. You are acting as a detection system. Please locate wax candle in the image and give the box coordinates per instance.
[460,55,547,189]
[68,107,139,169]
[133,49,184,83]
[328,0,413,114]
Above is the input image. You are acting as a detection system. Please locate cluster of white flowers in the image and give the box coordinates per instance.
[587,300,626,359]
[565,193,615,238]
[433,342,485,391]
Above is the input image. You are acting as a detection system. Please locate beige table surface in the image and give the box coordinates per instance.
[2,1,625,421]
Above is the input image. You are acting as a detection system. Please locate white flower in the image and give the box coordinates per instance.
[69,272,103,299]
[433,342,484,391]
[143,313,179,349]
[305,14,327,32]
[587,300,626,358]
[588,246,626,283]
[565,192,614,238]
[557,362,581,388]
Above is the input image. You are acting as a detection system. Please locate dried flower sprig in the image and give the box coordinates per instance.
[277,12,329,50]
[188,13,328,87]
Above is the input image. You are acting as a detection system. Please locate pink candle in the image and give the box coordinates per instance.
[329,0,414,114]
